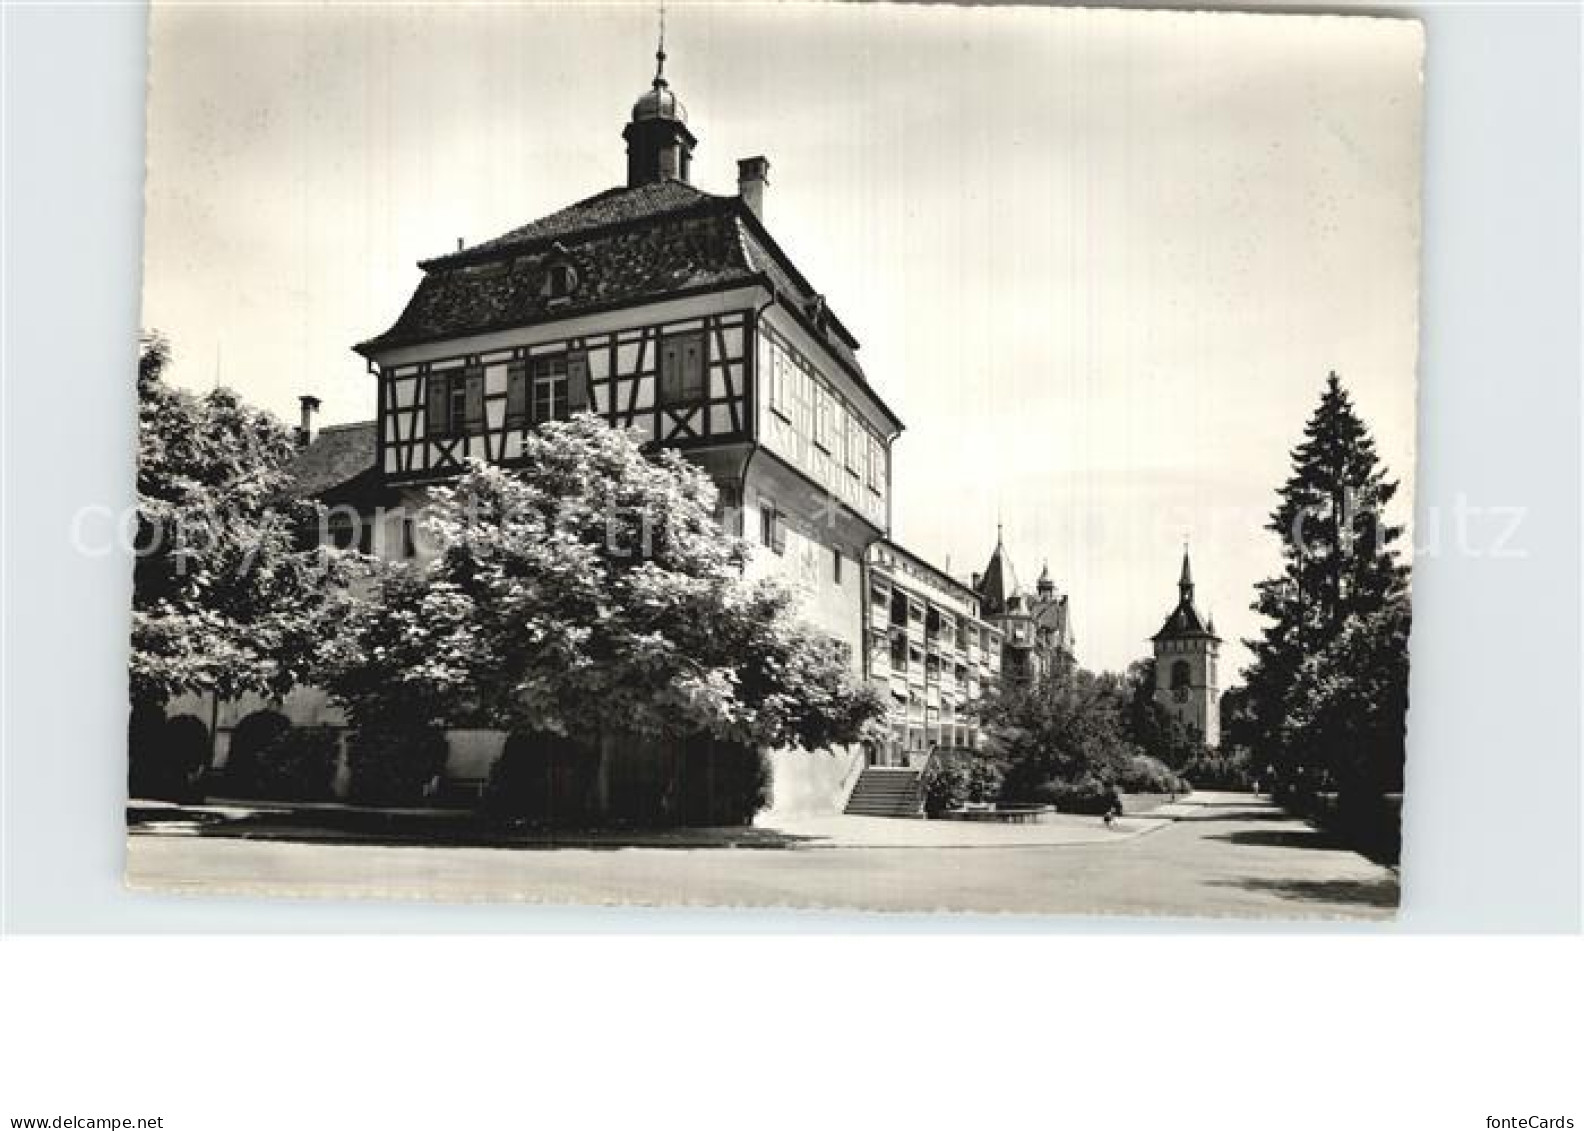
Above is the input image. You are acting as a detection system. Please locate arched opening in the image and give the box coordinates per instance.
[1170,659,1192,690]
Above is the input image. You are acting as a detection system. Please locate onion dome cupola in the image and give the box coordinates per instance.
[623,40,697,187]
[1037,561,1056,598]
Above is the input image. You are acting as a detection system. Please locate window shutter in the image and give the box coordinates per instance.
[660,338,681,403]
[567,351,589,413]
[426,373,448,434]
[682,336,704,400]
[505,362,528,426]
[464,368,485,430]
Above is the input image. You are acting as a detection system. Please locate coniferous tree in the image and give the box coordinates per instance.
[1239,372,1411,806]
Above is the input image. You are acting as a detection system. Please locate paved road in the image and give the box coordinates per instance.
[125,792,1398,919]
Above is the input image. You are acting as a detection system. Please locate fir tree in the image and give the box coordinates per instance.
[1239,372,1411,802]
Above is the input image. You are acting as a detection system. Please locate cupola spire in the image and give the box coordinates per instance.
[623,2,696,186]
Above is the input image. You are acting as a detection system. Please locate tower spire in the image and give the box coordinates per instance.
[654,0,667,86]
[1179,541,1194,604]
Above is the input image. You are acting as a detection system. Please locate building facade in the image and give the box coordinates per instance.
[863,540,1002,766]
[1151,549,1222,746]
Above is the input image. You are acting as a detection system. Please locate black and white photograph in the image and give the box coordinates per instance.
[120,2,1422,917]
[3,2,1582,1128]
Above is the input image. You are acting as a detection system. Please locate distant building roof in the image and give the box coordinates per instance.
[286,421,378,500]
[1152,549,1219,641]
[974,529,1019,618]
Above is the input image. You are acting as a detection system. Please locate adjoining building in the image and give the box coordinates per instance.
[1150,549,1222,746]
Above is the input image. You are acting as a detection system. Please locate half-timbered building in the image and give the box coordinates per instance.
[340,46,905,813]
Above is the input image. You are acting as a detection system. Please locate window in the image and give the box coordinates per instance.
[867,435,885,492]
[715,484,743,537]
[770,348,791,418]
[832,548,843,585]
[846,416,864,474]
[426,368,485,436]
[660,333,706,404]
[813,386,832,451]
[1171,660,1192,690]
[540,259,579,301]
[760,499,786,555]
[531,355,570,424]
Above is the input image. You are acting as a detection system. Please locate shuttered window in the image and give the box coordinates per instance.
[660,333,706,404]
[567,351,589,413]
[463,368,485,430]
[426,369,483,436]
[505,362,528,428]
[760,499,786,555]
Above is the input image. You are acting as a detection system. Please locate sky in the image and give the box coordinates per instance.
[142,2,1424,678]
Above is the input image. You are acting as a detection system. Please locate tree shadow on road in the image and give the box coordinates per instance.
[126,803,824,851]
[1207,828,1345,851]
[1212,875,1400,910]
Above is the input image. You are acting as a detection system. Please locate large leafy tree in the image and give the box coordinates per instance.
[1237,371,1411,802]
[131,333,349,710]
[323,415,884,756]
[971,666,1140,800]
[1120,658,1205,768]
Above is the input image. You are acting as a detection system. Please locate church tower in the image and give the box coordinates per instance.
[1151,548,1221,746]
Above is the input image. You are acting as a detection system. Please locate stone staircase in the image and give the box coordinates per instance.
[844,767,926,819]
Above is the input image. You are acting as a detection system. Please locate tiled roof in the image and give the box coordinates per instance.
[354,181,885,424]
[286,421,377,499]
[429,180,718,262]
[363,210,755,354]
[1153,599,1217,640]
[975,539,1019,618]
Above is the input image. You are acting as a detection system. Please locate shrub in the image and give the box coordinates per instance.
[347,722,449,807]
[1114,753,1187,795]
[1181,748,1252,791]
[923,759,969,817]
[483,730,588,824]
[128,707,210,802]
[252,725,339,802]
[127,702,169,800]
[225,709,291,795]
[922,750,1003,817]
[673,738,770,826]
[1027,775,1121,816]
[165,714,213,802]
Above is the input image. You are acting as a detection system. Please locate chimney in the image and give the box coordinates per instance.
[297,395,321,447]
[737,156,770,221]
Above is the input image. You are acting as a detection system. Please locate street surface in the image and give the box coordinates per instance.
[126,792,1398,919]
